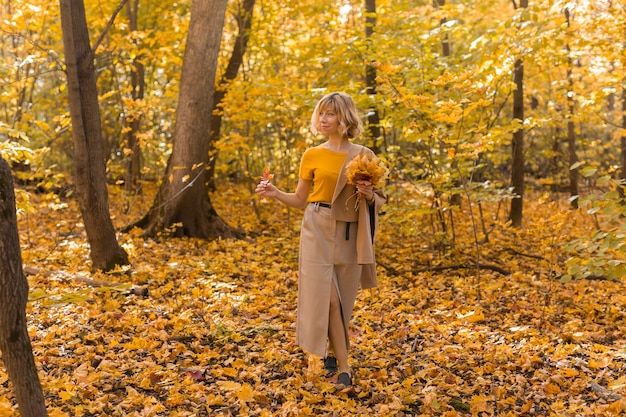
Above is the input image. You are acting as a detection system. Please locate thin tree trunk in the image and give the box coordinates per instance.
[435,0,450,56]
[0,158,48,417]
[125,0,145,193]
[565,8,579,208]
[551,126,561,193]
[207,0,255,191]
[59,0,130,271]
[619,78,626,198]
[435,0,462,207]
[365,0,382,154]
[509,0,528,228]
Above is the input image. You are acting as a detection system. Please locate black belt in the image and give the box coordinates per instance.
[313,202,332,209]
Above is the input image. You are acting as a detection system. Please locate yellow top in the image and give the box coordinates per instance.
[299,147,347,203]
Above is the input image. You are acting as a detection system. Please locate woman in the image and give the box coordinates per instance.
[255,92,386,388]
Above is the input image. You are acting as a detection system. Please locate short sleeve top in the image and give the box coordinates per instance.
[299,147,347,203]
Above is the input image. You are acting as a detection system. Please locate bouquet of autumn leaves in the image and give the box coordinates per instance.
[345,150,388,211]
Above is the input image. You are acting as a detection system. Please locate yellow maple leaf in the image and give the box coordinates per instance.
[237,383,255,403]
[470,395,491,414]
[206,393,226,406]
[59,388,75,402]
[467,309,485,323]
[377,61,402,73]
[164,392,185,406]
[544,382,561,396]
[73,362,91,385]
[218,380,241,391]
[221,366,238,377]
[138,377,155,390]
[124,336,150,350]
[608,399,625,414]
[609,376,626,390]
[102,298,120,312]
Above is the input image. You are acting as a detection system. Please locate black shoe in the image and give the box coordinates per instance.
[337,372,352,388]
[323,356,338,375]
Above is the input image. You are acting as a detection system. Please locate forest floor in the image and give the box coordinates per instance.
[1,180,625,416]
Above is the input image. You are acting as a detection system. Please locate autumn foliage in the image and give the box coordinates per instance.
[345,151,388,188]
[1,0,626,414]
[0,181,624,416]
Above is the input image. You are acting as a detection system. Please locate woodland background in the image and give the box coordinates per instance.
[1,0,626,415]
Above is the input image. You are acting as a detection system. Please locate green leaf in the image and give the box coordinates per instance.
[29,288,48,301]
[580,166,597,177]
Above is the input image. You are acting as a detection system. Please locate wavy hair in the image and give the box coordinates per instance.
[310,92,363,139]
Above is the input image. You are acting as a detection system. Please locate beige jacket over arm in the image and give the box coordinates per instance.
[329,145,386,289]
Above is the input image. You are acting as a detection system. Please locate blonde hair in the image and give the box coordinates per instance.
[310,92,363,139]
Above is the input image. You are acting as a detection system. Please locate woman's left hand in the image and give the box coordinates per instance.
[356,180,374,202]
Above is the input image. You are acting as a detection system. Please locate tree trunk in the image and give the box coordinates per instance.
[435,0,450,56]
[565,9,579,208]
[59,0,130,271]
[509,0,528,228]
[619,78,626,198]
[551,126,561,193]
[364,0,382,154]
[0,158,48,417]
[131,0,241,239]
[124,0,145,194]
[435,0,462,207]
[207,0,256,191]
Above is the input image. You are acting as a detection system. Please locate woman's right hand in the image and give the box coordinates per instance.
[255,180,278,198]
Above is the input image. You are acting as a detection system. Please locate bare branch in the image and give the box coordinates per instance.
[92,0,130,54]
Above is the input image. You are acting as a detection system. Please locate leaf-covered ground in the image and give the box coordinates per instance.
[1,182,626,416]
